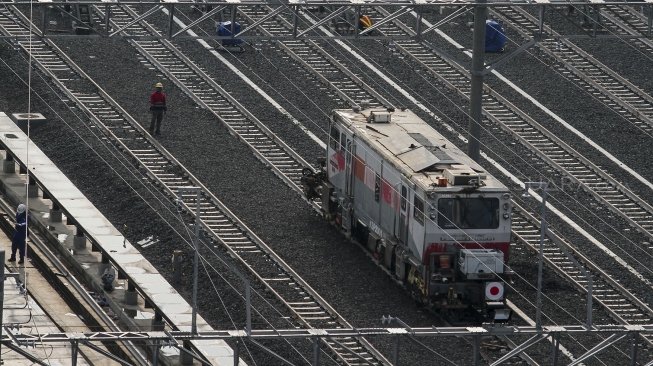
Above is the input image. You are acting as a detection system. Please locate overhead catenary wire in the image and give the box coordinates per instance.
[0,20,348,365]
[2,5,648,364]
[174,7,648,358]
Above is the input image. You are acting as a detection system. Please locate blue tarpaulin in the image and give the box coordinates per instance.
[485,20,506,53]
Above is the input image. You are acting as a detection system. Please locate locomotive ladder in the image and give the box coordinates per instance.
[512,202,653,348]
[239,5,392,110]
[491,6,653,134]
[0,6,390,365]
[363,7,653,243]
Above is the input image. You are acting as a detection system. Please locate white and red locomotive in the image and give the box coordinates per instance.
[304,108,512,320]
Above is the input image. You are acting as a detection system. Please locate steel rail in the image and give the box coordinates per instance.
[491,6,653,134]
[114,5,653,362]
[365,6,653,243]
[0,6,390,366]
[0,195,151,366]
[238,5,393,109]
[511,200,653,348]
[90,6,392,364]
[601,5,653,53]
[93,5,315,203]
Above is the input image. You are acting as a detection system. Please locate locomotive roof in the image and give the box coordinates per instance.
[332,108,508,193]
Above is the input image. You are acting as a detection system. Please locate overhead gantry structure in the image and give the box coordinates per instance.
[0,0,651,41]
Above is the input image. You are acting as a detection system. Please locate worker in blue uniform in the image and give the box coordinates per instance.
[8,203,28,264]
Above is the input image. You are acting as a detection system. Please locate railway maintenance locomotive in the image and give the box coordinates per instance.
[303,108,512,320]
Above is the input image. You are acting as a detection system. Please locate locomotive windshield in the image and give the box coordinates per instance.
[437,197,500,229]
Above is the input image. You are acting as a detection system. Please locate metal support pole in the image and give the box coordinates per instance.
[550,333,558,365]
[647,5,653,37]
[72,340,78,366]
[105,5,111,32]
[630,332,639,366]
[312,336,320,366]
[0,249,4,365]
[167,5,175,39]
[245,283,251,336]
[292,6,298,38]
[192,188,200,335]
[536,184,547,332]
[42,8,48,35]
[586,272,593,329]
[392,334,400,365]
[537,5,544,40]
[233,341,239,366]
[473,335,480,366]
[467,0,487,162]
[153,339,160,366]
[415,12,422,41]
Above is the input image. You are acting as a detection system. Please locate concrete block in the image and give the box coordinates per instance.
[180,348,194,365]
[124,290,138,306]
[3,160,15,173]
[10,113,47,128]
[49,209,62,223]
[73,235,86,251]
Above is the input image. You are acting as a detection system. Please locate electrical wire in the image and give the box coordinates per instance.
[3,4,640,362]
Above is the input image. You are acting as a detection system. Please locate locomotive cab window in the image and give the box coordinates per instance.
[329,125,339,150]
[413,197,424,225]
[437,197,499,229]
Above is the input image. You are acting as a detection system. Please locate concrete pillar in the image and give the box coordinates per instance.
[98,253,111,276]
[49,202,62,223]
[18,164,26,174]
[3,155,15,173]
[180,341,194,365]
[151,311,164,331]
[125,281,138,306]
[27,177,38,198]
[73,227,86,251]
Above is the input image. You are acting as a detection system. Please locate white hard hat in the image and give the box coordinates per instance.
[155,82,163,88]
[17,204,26,214]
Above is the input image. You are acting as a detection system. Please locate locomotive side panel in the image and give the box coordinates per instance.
[319,109,512,320]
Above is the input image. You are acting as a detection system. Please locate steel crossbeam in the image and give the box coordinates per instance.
[2,0,653,4]
[1,325,652,343]
[2,2,652,41]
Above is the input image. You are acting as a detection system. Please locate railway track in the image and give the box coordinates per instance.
[512,200,653,348]
[356,6,653,244]
[95,5,313,199]
[240,5,392,110]
[491,6,653,134]
[0,6,391,365]
[158,8,637,363]
[4,2,652,362]
[600,5,653,55]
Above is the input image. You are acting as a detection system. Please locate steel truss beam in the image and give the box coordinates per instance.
[1,324,651,343]
[2,2,652,41]
[2,0,652,5]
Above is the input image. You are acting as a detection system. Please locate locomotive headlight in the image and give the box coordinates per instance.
[502,193,511,200]
[503,213,510,219]
[503,203,509,210]
[430,213,436,220]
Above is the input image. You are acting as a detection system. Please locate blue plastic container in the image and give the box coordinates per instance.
[485,20,506,53]
[217,21,243,46]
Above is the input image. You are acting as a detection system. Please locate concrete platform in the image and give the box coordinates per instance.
[1,233,93,365]
[0,112,244,365]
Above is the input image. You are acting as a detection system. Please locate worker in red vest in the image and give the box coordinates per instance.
[149,82,167,136]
